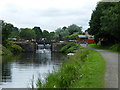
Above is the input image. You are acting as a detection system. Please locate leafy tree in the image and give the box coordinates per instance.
[88,2,119,45]
[32,26,43,41]
[100,2,120,43]
[20,28,36,39]
[9,27,20,38]
[55,28,69,40]
[2,23,14,45]
[62,26,67,30]
[67,24,82,35]
[42,30,50,38]
[49,32,55,39]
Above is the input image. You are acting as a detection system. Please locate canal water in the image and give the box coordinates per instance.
[0,44,65,88]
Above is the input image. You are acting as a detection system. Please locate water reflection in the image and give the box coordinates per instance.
[2,62,12,82]
[0,44,65,88]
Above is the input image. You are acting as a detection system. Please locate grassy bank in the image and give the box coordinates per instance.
[36,47,105,88]
[88,44,120,53]
[59,42,78,53]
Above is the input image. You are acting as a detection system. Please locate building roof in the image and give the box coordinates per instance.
[78,35,88,38]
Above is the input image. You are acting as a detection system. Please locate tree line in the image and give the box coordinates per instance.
[87,2,120,45]
[2,22,83,45]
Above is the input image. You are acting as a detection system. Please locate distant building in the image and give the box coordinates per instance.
[78,35,88,40]
[77,33,95,44]
[85,31,94,39]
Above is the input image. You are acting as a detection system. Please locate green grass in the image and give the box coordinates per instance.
[88,44,120,53]
[36,47,105,88]
[71,49,106,88]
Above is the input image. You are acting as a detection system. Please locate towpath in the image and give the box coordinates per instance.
[81,44,119,88]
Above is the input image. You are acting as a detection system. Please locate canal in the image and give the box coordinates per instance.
[0,44,65,88]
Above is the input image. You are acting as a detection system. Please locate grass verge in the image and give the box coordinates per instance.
[88,44,120,53]
[36,47,105,88]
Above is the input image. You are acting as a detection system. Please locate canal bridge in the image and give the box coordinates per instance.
[36,39,56,44]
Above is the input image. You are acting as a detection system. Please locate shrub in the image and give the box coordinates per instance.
[65,33,79,40]
[59,42,78,53]
[2,46,13,55]
[66,46,75,53]
[10,44,23,53]
[5,40,23,54]
[110,44,120,52]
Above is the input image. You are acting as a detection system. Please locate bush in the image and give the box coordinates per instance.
[2,46,13,55]
[66,46,75,53]
[5,40,23,54]
[59,42,78,53]
[65,33,79,40]
[89,44,120,53]
[109,44,120,52]
[10,44,23,53]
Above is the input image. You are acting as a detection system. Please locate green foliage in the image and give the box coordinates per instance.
[10,44,23,53]
[67,24,82,35]
[9,27,20,38]
[33,27,43,39]
[100,3,120,43]
[5,40,23,54]
[55,28,69,40]
[49,32,55,39]
[37,48,105,88]
[66,46,75,53]
[42,30,50,38]
[2,46,13,55]
[88,2,120,44]
[89,44,120,53]
[109,44,120,52]
[20,28,36,39]
[2,23,14,45]
[66,33,79,40]
[71,49,105,88]
[59,42,78,53]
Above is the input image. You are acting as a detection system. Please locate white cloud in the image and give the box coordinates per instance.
[0,0,101,31]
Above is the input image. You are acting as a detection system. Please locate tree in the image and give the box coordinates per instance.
[9,27,20,38]
[42,30,50,38]
[32,26,43,40]
[20,28,36,39]
[62,26,67,30]
[88,2,119,45]
[49,32,55,39]
[55,28,69,40]
[2,23,14,45]
[100,2,120,43]
[67,24,82,35]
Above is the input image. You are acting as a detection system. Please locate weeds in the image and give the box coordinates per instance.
[36,48,105,88]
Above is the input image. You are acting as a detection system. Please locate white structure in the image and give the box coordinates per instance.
[78,35,88,39]
[67,53,74,56]
[85,31,94,39]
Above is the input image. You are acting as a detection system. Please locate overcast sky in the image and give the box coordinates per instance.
[0,0,101,32]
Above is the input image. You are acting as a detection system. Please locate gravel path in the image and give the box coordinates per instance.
[81,44,119,88]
